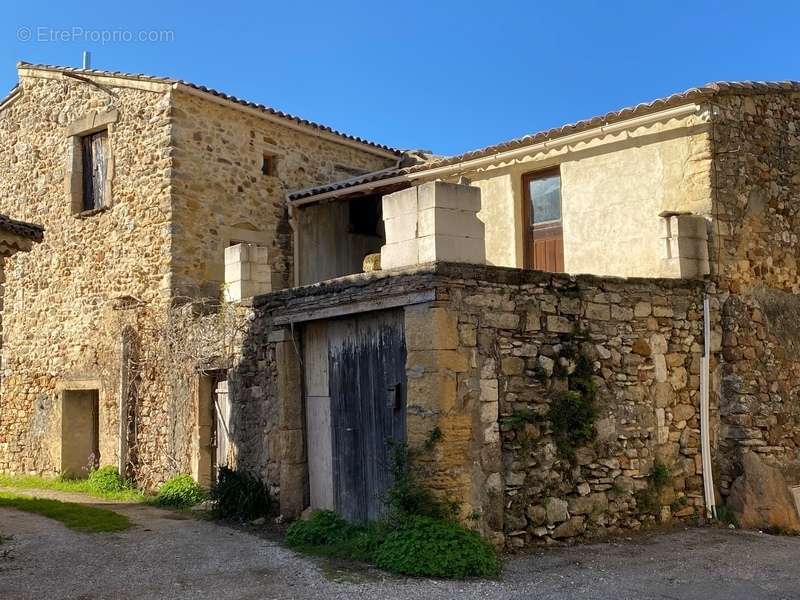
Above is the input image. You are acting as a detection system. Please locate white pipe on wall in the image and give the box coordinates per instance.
[700,295,717,519]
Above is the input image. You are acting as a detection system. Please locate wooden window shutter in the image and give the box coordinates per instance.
[81,130,108,211]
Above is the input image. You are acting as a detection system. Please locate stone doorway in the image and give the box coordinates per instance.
[193,370,228,487]
[61,389,100,478]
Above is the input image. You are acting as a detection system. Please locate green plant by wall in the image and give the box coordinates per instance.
[286,511,500,578]
[155,474,207,508]
[210,466,272,521]
[374,515,500,578]
[284,441,501,579]
[500,408,541,431]
[385,441,459,521]
[636,463,672,516]
[651,462,670,489]
[87,466,131,495]
[424,426,443,450]
[285,510,382,562]
[715,504,738,527]
[547,348,599,461]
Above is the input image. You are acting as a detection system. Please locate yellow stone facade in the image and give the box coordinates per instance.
[0,64,395,485]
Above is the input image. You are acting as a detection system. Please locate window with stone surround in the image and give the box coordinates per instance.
[66,109,117,216]
[80,130,109,211]
[261,152,278,177]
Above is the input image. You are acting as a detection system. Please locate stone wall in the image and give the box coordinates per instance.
[0,69,174,480]
[168,91,394,298]
[434,266,712,548]
[709,91,800,503]
[239,263,716,547]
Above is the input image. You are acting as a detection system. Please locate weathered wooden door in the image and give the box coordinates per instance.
[327,310,406,522]
[524,168,564,272]
[213,379,231,472]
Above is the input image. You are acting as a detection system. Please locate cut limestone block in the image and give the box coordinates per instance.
[225,243,272,301]
[379,181,485,270]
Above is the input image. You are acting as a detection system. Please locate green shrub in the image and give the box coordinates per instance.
[284,510,383,562]
[651,462,670,488]
[210,467,272,521]
[284,442,500,579]
[374,515,500,579]
[285,510,351,546]
[155,474,206,508]
[549,389,597,460]
[87,466,129,494]
[715,504,738,527]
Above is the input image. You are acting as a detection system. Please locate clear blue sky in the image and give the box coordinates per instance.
[3,1,799,155]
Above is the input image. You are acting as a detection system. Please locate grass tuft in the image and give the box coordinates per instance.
[0,473,147,502]
[0,492,131,532]
[155,474,206,508]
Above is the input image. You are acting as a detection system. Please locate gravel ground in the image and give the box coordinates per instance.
[0,491,798,600]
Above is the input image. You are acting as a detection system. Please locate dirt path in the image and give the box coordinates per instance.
[0,489,798,599]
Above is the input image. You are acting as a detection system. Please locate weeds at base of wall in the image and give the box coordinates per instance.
[714,504,738,528]
[209,466,273,521]
[284,442,501,579]
[154,474,207,508]
[635,462,672,516]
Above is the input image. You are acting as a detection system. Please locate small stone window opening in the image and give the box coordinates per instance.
[261,153,278,176]
[81,130,109,211]
[348,196,380,236]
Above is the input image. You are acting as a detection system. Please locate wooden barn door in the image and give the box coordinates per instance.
[524,168,564,272]
[327,310,406,522]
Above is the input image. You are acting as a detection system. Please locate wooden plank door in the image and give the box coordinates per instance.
[213,379,231,471]
[327,310,406,522]
[303,322,335,510]
[523,168,564,272]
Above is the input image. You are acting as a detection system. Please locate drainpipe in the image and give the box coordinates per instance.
[700,295,717,519]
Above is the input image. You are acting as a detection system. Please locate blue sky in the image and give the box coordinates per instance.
[3,1,799,155]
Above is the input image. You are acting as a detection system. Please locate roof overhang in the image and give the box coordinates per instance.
[15,62,402,159]
[289,101,709,207]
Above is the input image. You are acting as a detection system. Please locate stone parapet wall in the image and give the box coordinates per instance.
[707,92,800,514]
[434,267,713,548]
[247,264,718,546]
[710,92,800,293]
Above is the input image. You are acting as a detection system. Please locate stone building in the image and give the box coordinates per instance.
[263,81,800,544]
[0,62,398,487]
[2,65,800,546]
[0,212,43,353]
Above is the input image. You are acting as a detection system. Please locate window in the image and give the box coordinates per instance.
[80,130,109,212]
[529,171,561,224]
[523,168,564,272]
[348,197,380,236]
[262,153,278,176]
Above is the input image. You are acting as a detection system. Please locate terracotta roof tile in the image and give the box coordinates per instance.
[0,213,44,242]
[16,62,402,156]
[289,80,800,202]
